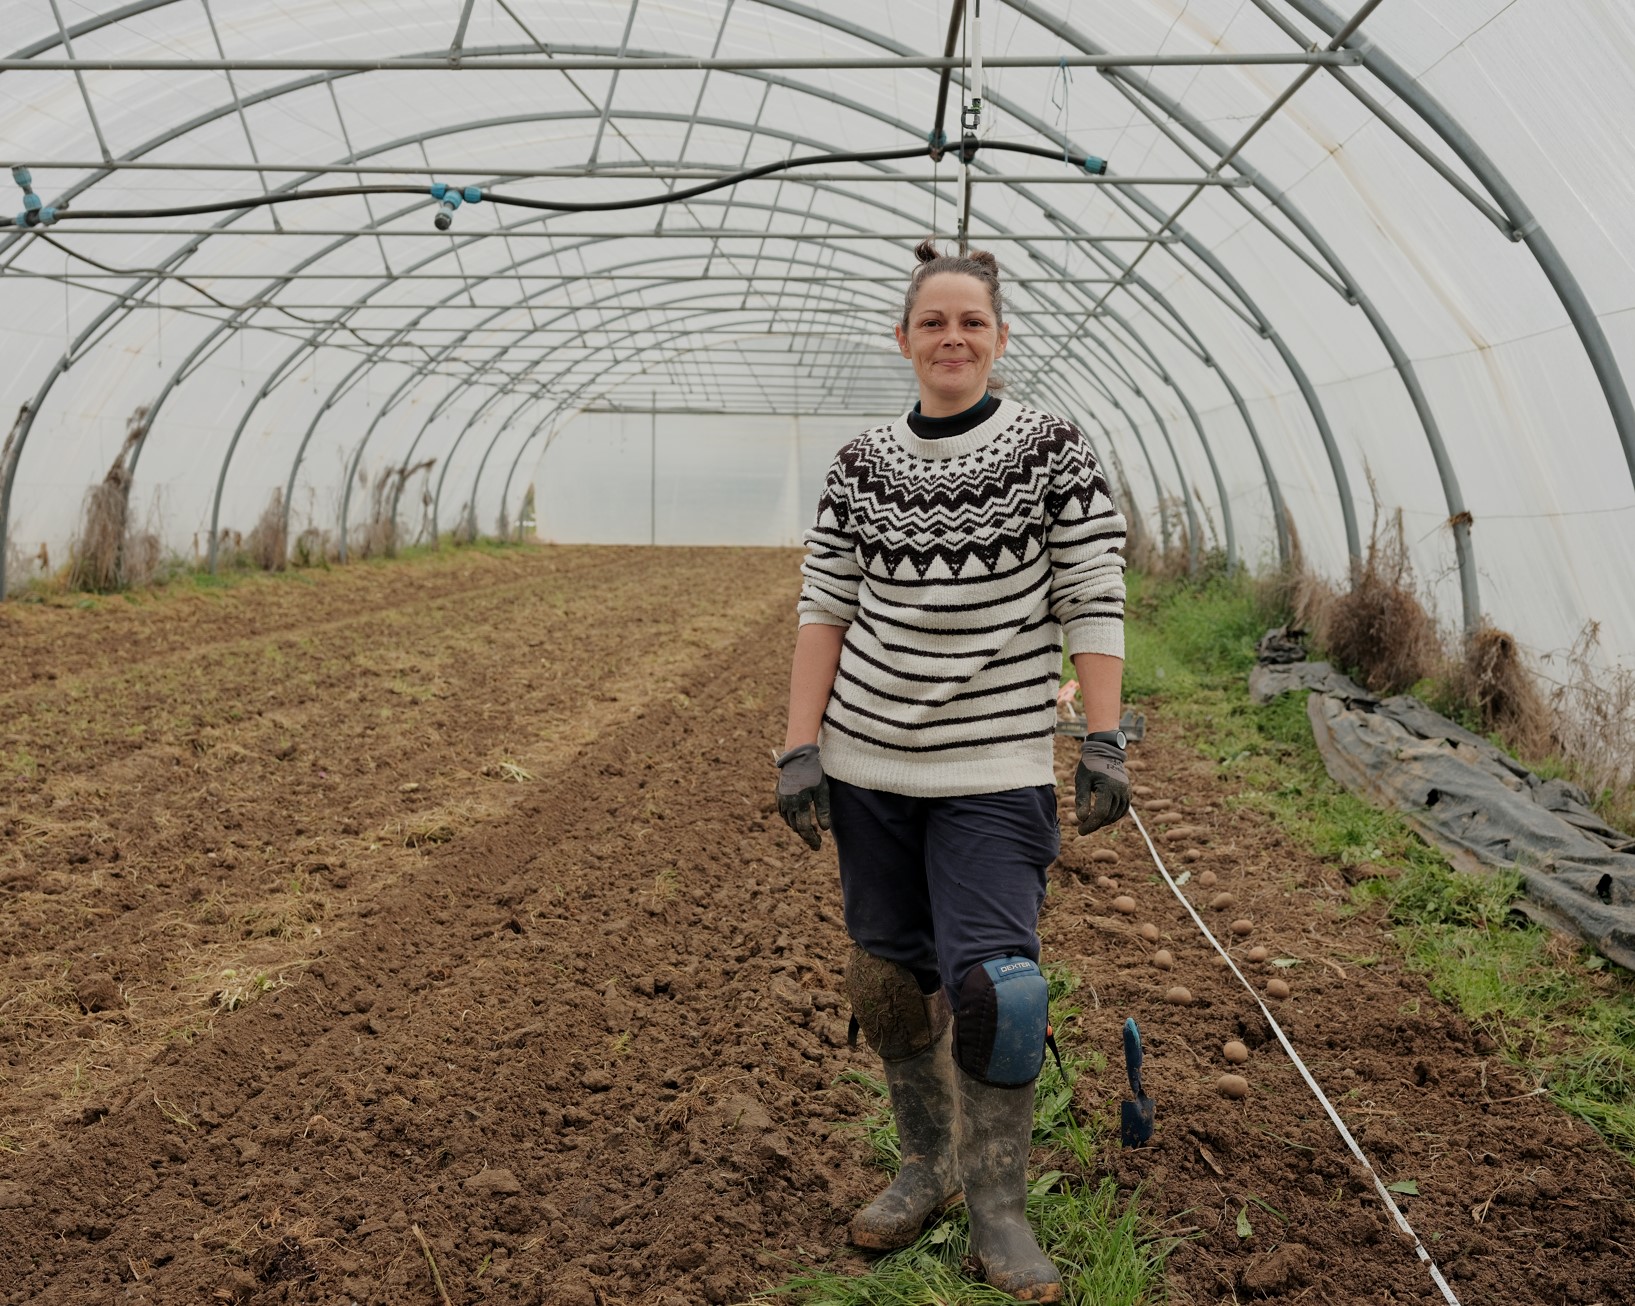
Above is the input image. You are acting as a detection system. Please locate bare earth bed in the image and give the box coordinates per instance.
[1,545,1631,1305]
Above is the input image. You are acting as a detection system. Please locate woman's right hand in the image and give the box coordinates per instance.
[774,743,832,850]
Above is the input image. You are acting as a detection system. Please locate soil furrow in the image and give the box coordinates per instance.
[2,546,1631,1306]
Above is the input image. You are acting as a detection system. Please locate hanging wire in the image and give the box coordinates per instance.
[1052,54,1072,162]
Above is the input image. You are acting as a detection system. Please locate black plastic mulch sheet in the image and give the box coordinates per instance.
[1250,661,1635,970]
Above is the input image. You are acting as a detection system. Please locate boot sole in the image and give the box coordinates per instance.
[847,1191,964,1251]
[974,1263,1063,1303]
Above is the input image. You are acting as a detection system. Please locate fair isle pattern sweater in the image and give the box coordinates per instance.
[798,397,1127,797]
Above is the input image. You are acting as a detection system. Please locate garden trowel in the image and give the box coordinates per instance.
[1120,1017,1155,1148]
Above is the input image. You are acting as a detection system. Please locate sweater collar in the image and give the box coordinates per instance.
[890,396,1022,461]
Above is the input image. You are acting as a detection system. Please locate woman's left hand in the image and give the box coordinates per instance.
[1075,739,1130,835]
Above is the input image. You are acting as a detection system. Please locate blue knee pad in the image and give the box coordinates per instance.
[955,956,1049,1087]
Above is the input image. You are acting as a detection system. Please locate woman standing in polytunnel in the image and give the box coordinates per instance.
[774,240,1130,1301]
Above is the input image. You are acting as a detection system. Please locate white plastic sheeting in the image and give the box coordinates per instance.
[0,1,1631,670]
[536,411,891,547]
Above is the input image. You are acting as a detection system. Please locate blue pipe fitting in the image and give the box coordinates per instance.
[430,182,464,230]
[1082,155,1108,176]
[430,183,480,229]
[10,164,60,227]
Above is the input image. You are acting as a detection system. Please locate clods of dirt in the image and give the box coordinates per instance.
[1,547,1633,1306]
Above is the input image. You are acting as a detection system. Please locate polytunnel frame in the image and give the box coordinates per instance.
[130,85,1268,578]
[1,84,1242,583]
[2,2,1628,628]
[131,63,1341,583]
[311,186,1243,568]
[330,250,1190,564]
[0,23,1385,587]
[0,25,1310,522]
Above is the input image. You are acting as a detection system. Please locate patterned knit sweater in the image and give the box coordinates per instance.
[797,397,1127,797]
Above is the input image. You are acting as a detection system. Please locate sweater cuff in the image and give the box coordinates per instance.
[1064,619,1124,660]
[798,609,852,629]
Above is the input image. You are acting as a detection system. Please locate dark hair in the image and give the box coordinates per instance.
[900,239,1007,392]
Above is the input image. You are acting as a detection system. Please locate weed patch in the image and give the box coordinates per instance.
[1128,568,1635,1162]
[773,958,1164,1305]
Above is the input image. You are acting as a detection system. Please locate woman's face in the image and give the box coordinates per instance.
[895,272,1009,417]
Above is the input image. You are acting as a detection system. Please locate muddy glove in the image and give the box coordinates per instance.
[1075,731,1131,836]
[775,743,832,851]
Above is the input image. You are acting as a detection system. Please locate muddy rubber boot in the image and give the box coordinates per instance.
[957,1069,1063,1302]
[848,1021,961,1249]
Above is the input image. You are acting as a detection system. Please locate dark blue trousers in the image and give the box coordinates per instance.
[828,778,1061,1009]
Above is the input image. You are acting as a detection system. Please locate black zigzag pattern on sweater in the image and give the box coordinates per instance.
[826,411,1101,580]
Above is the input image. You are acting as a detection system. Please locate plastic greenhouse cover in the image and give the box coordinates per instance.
[0,0,1629,676]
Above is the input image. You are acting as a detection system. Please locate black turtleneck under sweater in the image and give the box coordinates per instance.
[906,392,1001,439]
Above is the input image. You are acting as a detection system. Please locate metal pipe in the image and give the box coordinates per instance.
[4,270,1129,284]
[0,28,1327,588]
[206,340,309,573]
[10,225,1187,238]
[2,52,1363,72]
[43,0,112,163]
[1242,0,1513,237]
[1004,3,1466,619]
[1123,24,1476,622]
[1283,0,1635,503]
[1038,0,1386,365]
[8,161,1256,184]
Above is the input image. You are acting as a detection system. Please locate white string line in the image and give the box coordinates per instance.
[1128,808,1463,1306]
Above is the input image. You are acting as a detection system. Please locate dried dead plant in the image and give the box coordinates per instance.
[243,489,287,571]
[1450,623,1551,756]
[68,407,159,592]
[357,466,397,560]
[1127,495,1191,580]
[1541,623,1635,821]
[355,459,434,559]
[1326,487,1443,695]
[451,502,476,546]
[290,527,334,570]
[1263,515,1341,652]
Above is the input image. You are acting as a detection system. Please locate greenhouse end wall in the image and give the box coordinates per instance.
[532,411,893,548]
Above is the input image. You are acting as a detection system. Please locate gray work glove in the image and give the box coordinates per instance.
[775,743,832,851]
[1075,737,1131,836]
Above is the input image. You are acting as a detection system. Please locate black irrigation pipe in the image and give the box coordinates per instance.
[6,140,1105,228]
[930,0,967,154]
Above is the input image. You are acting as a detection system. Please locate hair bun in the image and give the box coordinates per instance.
[900,237,1006,328]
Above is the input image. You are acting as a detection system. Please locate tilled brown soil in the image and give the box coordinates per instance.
[1,546,1631,1306]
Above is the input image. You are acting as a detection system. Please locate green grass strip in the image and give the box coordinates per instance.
[1123,569,1635,1161]
[766,962,1166,1305]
